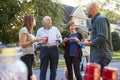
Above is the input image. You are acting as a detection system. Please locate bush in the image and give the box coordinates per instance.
[58,28,69,54]
[112,32,120,51]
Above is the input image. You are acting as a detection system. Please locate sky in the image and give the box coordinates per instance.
[60,0,78,7]
[60,0,115,10]
[60,0,92,7]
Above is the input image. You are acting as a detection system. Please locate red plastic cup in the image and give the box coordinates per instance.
[102,67,118,80]
[45,37,48,43]
[84,63,100,80]
[64,40,67,45]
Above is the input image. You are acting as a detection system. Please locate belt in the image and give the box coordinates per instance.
[41,45,57,48]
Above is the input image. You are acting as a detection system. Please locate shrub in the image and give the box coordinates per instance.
[112,32,120,51]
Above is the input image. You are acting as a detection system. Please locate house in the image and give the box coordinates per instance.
[63,5,90,34]
[63,4,120,38]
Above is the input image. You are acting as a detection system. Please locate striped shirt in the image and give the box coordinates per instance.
[90,13,113,61]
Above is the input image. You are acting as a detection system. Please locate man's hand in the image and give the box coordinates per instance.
[78,41,92,46]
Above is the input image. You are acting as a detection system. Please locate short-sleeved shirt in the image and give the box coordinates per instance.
[19,27,35,55]
[69,33,79,56]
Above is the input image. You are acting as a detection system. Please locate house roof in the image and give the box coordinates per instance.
[63,5,88,23]
[63,5,89,33]
[63,5,74,23]
[70,6,79,15]
[70,6,87,20]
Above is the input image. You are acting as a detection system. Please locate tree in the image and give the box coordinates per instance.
[0,0,21,44]
[33,0,64,33]
[0,0,34,44]
[102,9,120,24]
[0,0,64,44]
[112,32,120,51]
[98,0,120,24]
[78,0,120,24]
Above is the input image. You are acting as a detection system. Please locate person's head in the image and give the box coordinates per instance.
[67,21,77,32]
[86,1,99,18]
[84,33,89,39]
[42,16,52,28]
[23,14,36,33]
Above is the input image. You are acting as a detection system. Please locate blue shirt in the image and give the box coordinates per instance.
[36,26,62,46]
[69,33,79,56]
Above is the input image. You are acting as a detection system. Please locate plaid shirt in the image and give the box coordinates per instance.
[90,13,113,61]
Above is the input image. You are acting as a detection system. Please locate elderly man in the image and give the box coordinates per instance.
[36,16,62,80]
[80,2,113,76]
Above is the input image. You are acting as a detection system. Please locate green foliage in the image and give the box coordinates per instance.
[59,27,69,54]
[0,0,64,44]
[0,0,21,44]
[80,0,120,24]
[102,9,120,24]
[61,28,69,39]
[112,32,120,51]
[99,0,120,24]
[0,0,35,44]
[33,0,64,33]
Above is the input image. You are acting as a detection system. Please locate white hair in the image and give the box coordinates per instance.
[42,16,52,26]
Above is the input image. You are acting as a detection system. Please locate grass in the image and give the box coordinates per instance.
[112,50,120,61]
[113,50,120,56]
[58,60,66,67]
[33,50,120,68]
[33,60,66,69]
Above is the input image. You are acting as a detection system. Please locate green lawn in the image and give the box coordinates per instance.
[113,50,120,56]
[112,50,120,61]
[33,50,120,68]
[57,50,120,67]
[58,60,66,67]
[33,60,66,68]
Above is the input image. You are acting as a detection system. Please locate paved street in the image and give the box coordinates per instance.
[33,61,120,80]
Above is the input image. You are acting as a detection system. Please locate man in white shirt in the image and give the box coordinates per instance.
[36,16,62,80]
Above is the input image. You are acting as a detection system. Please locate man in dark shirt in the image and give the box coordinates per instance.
[82,1,113,76]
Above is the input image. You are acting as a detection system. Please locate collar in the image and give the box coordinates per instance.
[44,26,52,30]
[91,13,100,24]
